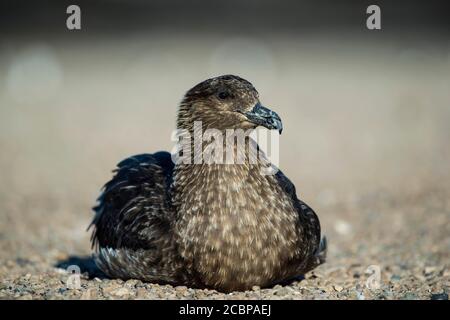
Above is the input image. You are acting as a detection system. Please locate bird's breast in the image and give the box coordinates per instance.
[173,164,300,291]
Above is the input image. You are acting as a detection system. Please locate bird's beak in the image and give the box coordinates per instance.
[244,102,283,134]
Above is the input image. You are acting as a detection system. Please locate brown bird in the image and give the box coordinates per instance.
[90,75,326,292]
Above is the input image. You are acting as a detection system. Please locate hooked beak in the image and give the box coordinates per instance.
[243,102,283,134]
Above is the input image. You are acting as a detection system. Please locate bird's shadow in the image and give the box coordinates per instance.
[275,274,306,287]
[54,256,307,287]
[55,255,106,279]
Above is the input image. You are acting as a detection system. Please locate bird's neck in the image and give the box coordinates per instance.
[174,123,270,167]
[171,143,278,213]
[172,123,279,214]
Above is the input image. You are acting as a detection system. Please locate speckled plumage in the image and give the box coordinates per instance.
[90,75,326,292]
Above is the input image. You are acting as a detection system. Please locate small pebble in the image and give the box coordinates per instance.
[136,288,148,299]
[333,285,344,292]
[430,292,448,300]
[110,287,130,297]
[424,267,437,275]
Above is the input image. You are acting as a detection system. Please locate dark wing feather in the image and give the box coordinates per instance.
[90,151,175,251]
[275,170,326,268]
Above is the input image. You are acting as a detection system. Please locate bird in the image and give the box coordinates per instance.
[89,74,326,292]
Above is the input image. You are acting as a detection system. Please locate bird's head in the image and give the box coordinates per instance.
[178,75,283,134]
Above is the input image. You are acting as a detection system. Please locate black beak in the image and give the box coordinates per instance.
[244,103,283,134]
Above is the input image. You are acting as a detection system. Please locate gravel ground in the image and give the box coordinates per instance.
[1,181,449,300]
[1,35,449,300]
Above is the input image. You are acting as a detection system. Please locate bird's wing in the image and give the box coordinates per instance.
[89,151,175,251]
[274,170,326,266]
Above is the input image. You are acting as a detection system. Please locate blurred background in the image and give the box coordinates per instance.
[0,0,449,289]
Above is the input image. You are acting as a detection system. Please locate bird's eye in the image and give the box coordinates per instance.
[217,91,230,100]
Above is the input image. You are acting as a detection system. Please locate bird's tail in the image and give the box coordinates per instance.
[304,235,327,272]
[316,236,327,265]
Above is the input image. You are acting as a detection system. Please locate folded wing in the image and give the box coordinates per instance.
[89,152,187,284]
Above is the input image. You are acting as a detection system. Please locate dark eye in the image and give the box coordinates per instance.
[217,91,230,100]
